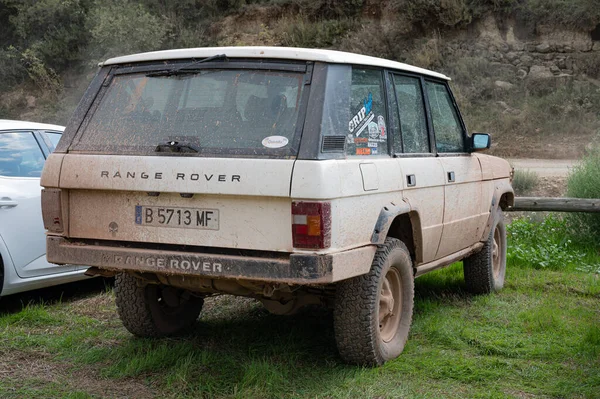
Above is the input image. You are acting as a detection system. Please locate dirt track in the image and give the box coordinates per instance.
[507,158,577,178]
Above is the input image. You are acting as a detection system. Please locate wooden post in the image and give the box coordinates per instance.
[507,197,600,213]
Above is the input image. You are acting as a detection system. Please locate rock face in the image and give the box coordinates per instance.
[528,65,554,79]
[494,80,514,89]
[436,14,598,81]
[537,25,593,52]
[535,42,551,53]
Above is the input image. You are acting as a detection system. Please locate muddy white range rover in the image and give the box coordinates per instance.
[41,46,513,365]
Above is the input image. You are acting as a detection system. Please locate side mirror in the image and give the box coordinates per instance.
[470,133,491,152]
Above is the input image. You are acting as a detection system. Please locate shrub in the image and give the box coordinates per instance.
[3,0,90,69]
[0,46,27,89]
[511,169,538,195]
[507,214,596,271]
[277,17,352,48]
[567,146,600,242]
[87,1,170,60]
[518,0,600,30]
[389,0,472,28]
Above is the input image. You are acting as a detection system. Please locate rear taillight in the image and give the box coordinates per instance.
[292,201,331,249]
[41,188,65,234]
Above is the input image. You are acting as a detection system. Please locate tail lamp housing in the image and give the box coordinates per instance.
[292,201,331,249]
[41,188,65,234]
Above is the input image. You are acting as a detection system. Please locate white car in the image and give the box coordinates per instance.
[0,119,88,297]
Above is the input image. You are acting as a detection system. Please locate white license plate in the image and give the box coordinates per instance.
[135,205,219,230]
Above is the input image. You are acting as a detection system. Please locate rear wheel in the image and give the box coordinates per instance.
[334,238,414,366]
[115,273,203,337]
[463,208,507,294]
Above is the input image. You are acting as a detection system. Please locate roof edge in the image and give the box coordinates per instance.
[101,46,450,80]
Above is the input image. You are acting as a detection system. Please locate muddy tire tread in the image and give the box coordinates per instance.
[115,273,163,337]
[463,209,505,294]
[334,238,413,366]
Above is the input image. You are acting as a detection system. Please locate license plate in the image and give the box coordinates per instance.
[135,205,219,230]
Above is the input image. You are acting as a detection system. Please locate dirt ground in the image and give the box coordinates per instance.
[508,158,572,197]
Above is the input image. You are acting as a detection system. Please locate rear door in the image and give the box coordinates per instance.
[0,130,75,277]
[58,61,311,252]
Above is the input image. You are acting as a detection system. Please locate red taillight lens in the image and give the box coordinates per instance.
[292,201,331,249]
[41,188,64,234]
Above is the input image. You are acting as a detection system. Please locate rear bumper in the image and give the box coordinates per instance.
[47,236,376,285]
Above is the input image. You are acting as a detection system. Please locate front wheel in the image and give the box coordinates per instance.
[463,208,507,294]
[334,238,414,366]
[115,273,203,337]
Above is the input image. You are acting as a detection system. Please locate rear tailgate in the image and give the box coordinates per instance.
[59,154,294,252]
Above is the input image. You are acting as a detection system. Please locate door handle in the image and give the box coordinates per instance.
[406,174,416,187]
[447,171,455,183]
[0,197,18,208]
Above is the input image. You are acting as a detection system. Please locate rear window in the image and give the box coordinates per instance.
[74,66,307,156]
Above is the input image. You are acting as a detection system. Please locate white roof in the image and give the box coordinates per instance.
[0,119,64,132]
[102,46,450,80]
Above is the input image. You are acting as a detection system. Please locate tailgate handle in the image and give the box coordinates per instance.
[0,197,18,208]
[406,175,416,187]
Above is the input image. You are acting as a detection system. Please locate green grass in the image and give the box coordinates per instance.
[1,219,599,398]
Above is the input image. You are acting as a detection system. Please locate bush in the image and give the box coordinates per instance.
[87,1,171,59]
[389,0,472,28]
[512,169,538,195]
[507,214,596,271]
[567,146,600,242]
[3,0,90,69]
[0,46,27,89]
[518,0,600,30]
[277,17,352,48]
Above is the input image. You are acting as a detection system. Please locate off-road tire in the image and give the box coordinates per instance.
[334,238,414,366]
[114,273,203,337]
[463,208,507,294]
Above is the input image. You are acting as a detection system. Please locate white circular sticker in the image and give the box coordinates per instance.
[262,136,289,148]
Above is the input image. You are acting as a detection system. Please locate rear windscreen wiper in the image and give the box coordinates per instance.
[146,54,228,77]
[155,140,200,153]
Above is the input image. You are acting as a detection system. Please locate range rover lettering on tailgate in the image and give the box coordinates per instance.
[41,47,514,366]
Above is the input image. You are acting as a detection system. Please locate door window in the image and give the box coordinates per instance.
[425,82,465,153]
[346,68,388,156]
[0,132,45,177]
[43,131,62,152]
[392,75,429,153]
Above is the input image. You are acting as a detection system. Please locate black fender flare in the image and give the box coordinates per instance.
[370,201,423,263]
[371,201,411,244]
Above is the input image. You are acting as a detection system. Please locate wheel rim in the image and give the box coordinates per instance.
[148,285,191,316]
[492,226,502,279]
[379,267,402,343]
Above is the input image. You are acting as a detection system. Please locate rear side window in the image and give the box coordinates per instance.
[74,67,307,156]
[392,75,429,153]
[0,132,45,178]
[346,68,388,156]
[43,131,62,152]
[426,82,464,153]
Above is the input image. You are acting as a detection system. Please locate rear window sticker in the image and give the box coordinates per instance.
[347,133,354,144]
[378,115,386,138]
[354,137,368,144]
[262,135,289,148]
[356,147,371,155]
[371,148,378,155]
[367,141,378,148]
[348,92,375,136]
[368,122,379,139]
